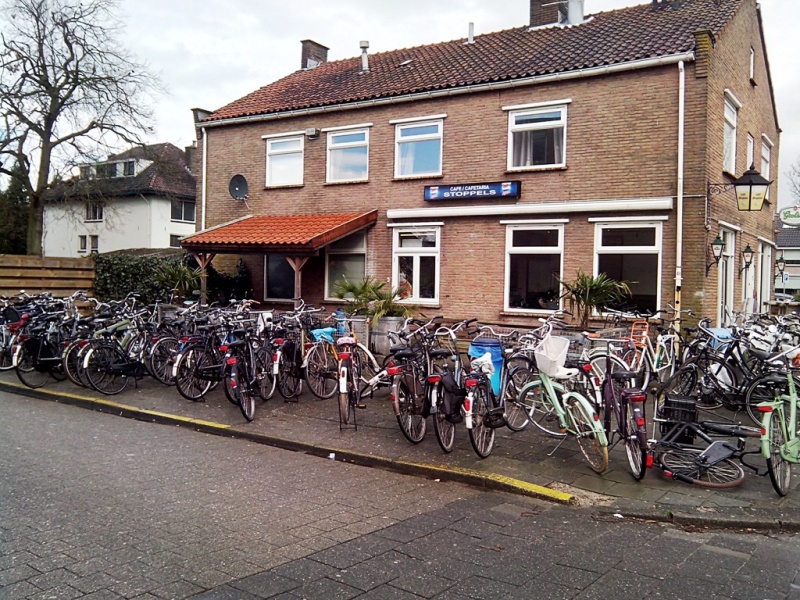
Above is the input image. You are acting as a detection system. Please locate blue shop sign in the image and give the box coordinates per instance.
[424,181,522,201]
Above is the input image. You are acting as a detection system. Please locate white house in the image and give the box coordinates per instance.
[43,143,196,257]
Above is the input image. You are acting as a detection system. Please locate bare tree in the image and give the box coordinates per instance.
[0,0,160,255]
[789,157,800,205]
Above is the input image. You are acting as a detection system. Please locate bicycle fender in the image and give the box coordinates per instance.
[389,376,401,416]
[564,391,609,446]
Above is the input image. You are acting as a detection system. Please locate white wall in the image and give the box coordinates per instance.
[43,196,195,257]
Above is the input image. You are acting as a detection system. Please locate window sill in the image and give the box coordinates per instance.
[171,219,195,224]
[505,165,567,174]
[323,179,369,186]
[84,220,103,223]
[262,298,296,304]
[721,170,737,180]
[392,174,444,182]
[500,310,560,317]
[264,184,304,190]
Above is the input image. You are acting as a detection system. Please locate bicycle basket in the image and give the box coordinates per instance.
[534,336,569,377]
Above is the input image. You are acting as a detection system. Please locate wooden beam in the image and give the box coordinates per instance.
[285,257,309,308]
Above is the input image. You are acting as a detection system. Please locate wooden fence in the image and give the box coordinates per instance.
[0,255,94,297]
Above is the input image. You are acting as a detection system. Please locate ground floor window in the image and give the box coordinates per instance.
[325,232,366,299]
[392,227,439,303]
[595,222,661,313]
[505,224,563,311]
[264,254,295,300]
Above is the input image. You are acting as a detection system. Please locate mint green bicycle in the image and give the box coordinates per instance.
[758,356,800,496]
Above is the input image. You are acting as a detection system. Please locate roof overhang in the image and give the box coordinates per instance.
[180,210,378,256]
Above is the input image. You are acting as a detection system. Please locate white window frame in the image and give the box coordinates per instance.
[171,199,196,223]
[504,224,564,313]
[326,127,369,183]
[746,134,754,170]
[393,119,443,178]
[749,47,755,80]
[392,227,441,304]
[594,221,662,315]
[78,235,87,253]
[506,104,567,171]
[265,134,304,187]
[324,232,367,300]
[723,95,739,175]
[89,235,99,253]
[84,202,104,222]
[717,229,736,326]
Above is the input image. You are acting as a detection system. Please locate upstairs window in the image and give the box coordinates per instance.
[171,199,196,223]
[266,135,304,186]
[79,166,92,179]
[394,119,443,178]
[507,105,567,170]
[123,160,135,177]
[762,137,772,199]
[327,128,369,182]
[96,162,118,178]
[85,202,104,222]
[746,134,754,169]
[723,96,738,175]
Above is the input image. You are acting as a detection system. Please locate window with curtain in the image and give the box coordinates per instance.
[723,98,737,174]
[394,120,442,177]
[508,106,566,169]
[505,226,563,311]
[392,228,439,303]
[266,136,304,186]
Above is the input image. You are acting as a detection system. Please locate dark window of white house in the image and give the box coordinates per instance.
[96,162,118,178]
[123,160,135,176]
[78,235,87,252]
[171,200,196,222]
[85,202,104,222]
[89,235,99,253]
[169,235,181,248]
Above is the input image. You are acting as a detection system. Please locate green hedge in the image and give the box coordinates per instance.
[93,252,253,305]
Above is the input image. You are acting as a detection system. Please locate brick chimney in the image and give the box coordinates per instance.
[300,39,329,69]
[530,0,562,27]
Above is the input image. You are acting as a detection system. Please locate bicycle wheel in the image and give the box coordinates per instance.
[396,379,426,443]
[766,410,792,496]
[305,343,338,399]
[175,347,214,401]
[235,362,256,422]
[694,357,736,410]
[658,447,745,488]
[502,365,534,432]
[744,373,800,426]
[654,365,698,417]
[520,379,567,438]
[148,336,180,386]
[15,341,50,389]
[624,404,647,481]
[338,358,354,426]
[468,382,496,458]
[84,344,130,395]
[277,348,302,400]
[62,339,88,388]
[355,344,379,386]
[254,346,276,401]
[566,397,608,474]
[431,382,456,453]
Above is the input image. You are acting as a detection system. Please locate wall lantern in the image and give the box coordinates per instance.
[705,235,725,276]
[738,244,754,278]
[707,164,772,211]
[776,254,786,275]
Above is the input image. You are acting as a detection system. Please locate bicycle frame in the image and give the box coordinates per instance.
[536,371,609,447]
[760,369,800,463]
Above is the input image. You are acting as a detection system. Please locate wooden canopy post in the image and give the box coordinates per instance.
[285,257,309,308]
[191,252,216,306]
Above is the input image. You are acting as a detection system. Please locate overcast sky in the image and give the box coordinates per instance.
[120,0,799,205]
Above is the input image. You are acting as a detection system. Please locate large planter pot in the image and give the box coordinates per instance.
[371,316,405,356]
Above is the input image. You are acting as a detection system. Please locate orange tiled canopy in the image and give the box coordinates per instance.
[180,211,377,255]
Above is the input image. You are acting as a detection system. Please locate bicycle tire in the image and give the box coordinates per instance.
[502,364,534,432]
[396,379,426,443]
[654,365,698,418]
[355,343,379,386]
[695,356,737,410]
[15,341,50,389]
[338,357,354,426]
[235,362,256,422]
[148,336,180,386]
[468,381,496,458]
[766,410,792,496]
[0,332,13,370]
[84,344,130,395]
[521,379,567,438]
[254,346,276,401]
[744,373,800,426]
[658,447,745,488]
[305,343,338,399]
[175,347,214,401]
[277,349,302,399]
[431,382,456,453]
[62,339,88,388]
[567,396,608,474]
[624,404,647,481]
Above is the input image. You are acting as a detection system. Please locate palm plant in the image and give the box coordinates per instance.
[333,276,415,325]
[558,270,632,328]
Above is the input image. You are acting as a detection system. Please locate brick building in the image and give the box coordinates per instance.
[183,0,780,326]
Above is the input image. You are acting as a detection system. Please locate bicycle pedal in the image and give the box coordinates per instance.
[357,403,367,410]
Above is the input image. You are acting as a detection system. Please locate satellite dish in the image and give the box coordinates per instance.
[229,174,248,200]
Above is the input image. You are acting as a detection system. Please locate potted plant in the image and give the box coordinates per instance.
[558,270,632,329]
[333,277,416,355]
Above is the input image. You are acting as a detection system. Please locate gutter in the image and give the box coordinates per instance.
[198,52,696,129]
[201,127,208,230]
[674,60,685,317]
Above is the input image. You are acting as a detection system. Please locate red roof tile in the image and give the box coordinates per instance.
[204,0,741,123]
[181,211,378,254]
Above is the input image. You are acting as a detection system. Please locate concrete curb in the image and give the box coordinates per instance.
[597,506,800,532]
[0,380,575,506]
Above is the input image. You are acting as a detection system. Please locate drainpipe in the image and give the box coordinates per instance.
[675,61,685,324]
[201,127,208,231]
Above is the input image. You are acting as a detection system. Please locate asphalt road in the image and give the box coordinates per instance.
[2,390,800,600]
